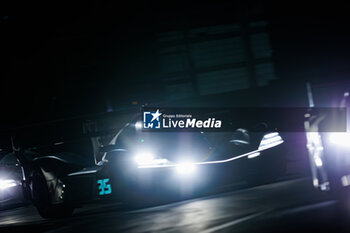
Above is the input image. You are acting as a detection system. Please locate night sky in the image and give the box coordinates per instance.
[4,1,350,129]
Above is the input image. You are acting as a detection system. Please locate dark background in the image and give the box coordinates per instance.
[3,1,350,131]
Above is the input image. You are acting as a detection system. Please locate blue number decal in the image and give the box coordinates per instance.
[97,178,112,195]
[103,178,112,195]
[97,179,104,195]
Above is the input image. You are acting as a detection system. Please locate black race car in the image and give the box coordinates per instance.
[7,116,285,218]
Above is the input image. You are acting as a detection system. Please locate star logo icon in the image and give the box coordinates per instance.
[150,109,162,122]
[143,109,162,129]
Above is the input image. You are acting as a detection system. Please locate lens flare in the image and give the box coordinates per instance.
[176,162,196,175]
[329,133,350,148]
[0,179,17,190]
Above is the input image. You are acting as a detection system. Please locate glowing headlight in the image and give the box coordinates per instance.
[134,152,155,165]
[258,132,284,150]
[306,132,324,167]
[0,179,17,190]
[134,152,169,166]
[134,121,143,130]
[247,152,261,159]
[176,162,196,175]
[329,133,350,148]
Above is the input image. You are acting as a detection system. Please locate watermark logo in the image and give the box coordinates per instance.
[142,108,222,131]
[140,107,346,132]
[143,109,162,129]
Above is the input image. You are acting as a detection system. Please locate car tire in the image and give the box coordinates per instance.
[32,169,74,218]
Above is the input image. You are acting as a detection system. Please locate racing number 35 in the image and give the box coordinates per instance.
[97,178,112,195]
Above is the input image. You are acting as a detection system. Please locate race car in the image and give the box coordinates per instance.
[5,115,285,218]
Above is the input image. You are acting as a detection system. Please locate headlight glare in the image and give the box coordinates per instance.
[134,152,155,165]
[134,152,169,166]
[0,179,17,190]
[176,162,196,175]
[329,133,350,148]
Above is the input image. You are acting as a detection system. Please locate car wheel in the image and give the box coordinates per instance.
[32,169,74,218]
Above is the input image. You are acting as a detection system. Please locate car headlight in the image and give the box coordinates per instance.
[329,133,350,148]
[258,132,284,150]
[306,132,324,167]
[0,179,17,190]
[134,152,170,167]
[175,162,196,175]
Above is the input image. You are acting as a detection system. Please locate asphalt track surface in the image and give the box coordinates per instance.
[0,178,349,233]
